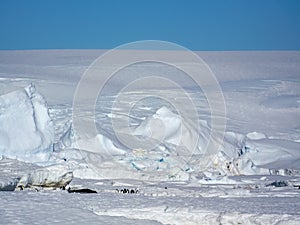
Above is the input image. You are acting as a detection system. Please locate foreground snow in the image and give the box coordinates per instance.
[1,176,300,224]
[0,50,300,224]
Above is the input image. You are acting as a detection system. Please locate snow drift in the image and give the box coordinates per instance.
[0,84,54,162]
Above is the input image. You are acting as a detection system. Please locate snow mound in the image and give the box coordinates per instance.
[134,106,185,146]
[244,139,300,170]
[18,164,73,188]
[134,106,209,154]
[0,157,72,190]
[0,175,19,191]
[246,132,267,140]
[0,84,54,162]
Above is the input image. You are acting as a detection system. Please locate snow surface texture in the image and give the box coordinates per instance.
[0,50,300,224]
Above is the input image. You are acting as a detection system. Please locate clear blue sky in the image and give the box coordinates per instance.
[0,0,299,50]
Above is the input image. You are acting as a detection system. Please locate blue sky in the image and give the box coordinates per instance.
[0,0,299,50]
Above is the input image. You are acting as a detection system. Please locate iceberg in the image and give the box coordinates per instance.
[0,84,54,162]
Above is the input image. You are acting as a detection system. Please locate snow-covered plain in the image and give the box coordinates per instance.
[0,49,300,224]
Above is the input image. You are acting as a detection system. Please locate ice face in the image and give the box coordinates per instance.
[0,84,54,162]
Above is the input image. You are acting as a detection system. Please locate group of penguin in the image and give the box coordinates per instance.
[116,188,139,194]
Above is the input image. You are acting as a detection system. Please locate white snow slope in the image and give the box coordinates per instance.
[0,50,299,224]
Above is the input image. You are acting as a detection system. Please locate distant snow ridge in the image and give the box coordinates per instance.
[0,84,54,162]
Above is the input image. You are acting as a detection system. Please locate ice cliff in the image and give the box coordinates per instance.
[0,84,54,162]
